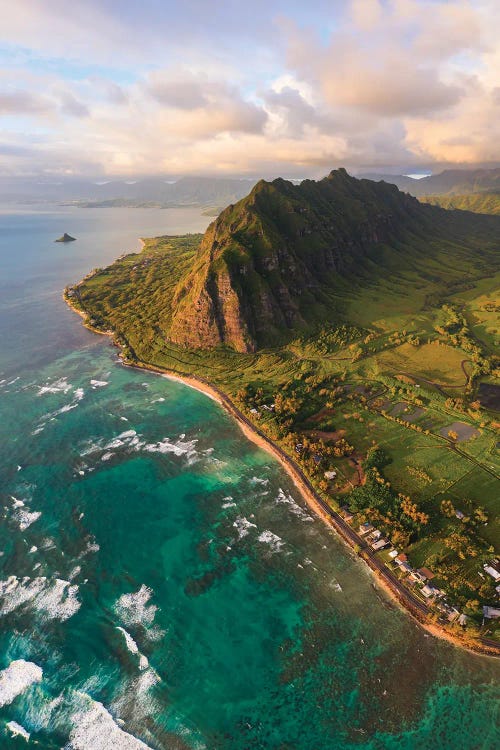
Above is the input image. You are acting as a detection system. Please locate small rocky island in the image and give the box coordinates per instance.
[55,233,76,243]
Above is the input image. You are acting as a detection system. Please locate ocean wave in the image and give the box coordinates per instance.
[38,377,72,396]
[0,659,42,707]
[16,508,42,531]
[275,488,313,521]
[6,720,30,742]
[81,429,205,468]
[90,379,109,388]
[116,627,149,671]
[222,496,236,509]
[233,516,257,539]
[0,576,81,621]
[257,530,285,553]
[68,694,152,750]
[115,585,158,630]
[250,476,270,486]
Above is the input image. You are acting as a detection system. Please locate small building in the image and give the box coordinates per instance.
[458,614,467,627]
[372,538,389,551]
[483,606,500,619]
[395,553,408,564]
[417,567,435,581]
[495,584,500,595]
[358,523,374,535]
[250,408,259,414]
[324,470,337,480]
[399,561,412,574]
[483,565,500,582]
[421,584,436,598]
[388,549,399,559]
[455,510,465,520]
[295,443,304,454]
[340,507,354,522]
[447,608,460,622]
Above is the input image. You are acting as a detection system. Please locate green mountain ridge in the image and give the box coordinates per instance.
[168,169,495,352]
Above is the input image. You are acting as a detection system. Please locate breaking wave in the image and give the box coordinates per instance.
[0,659,42,707]
[0,576,81,621]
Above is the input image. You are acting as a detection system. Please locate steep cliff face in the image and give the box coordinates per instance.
[169,169,438,352]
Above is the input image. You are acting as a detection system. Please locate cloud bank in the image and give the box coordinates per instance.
[0,0,498,176]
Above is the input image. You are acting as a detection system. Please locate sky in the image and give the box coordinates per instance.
[0,0,498,178]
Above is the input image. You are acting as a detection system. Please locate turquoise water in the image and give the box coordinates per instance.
[0,207,498,749]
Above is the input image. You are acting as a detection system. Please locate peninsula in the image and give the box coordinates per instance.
[65,169,500,654]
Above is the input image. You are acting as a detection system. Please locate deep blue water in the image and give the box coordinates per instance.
[0,206,498,749]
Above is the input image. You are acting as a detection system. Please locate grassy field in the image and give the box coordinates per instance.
[372,342,467,385]
[67,229,500,631]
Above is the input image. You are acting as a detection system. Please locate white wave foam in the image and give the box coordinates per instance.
[151,397,165,403]
[6,721,30,741]
[141,435,198,463]
[115,585,157,629]
[275,488,313,521]
[250,476,270,486]
[0,576,80,621]
[116,627,149,670]
[74,388,85,400]
[257,530,284,552]
[90,379,109,388]
[0,660,42,707]
[38,377,72,396]
[101,452,114,462]
[222,497,236,509]
[11,496,25,508]
[68,695,152,749]
[120,416,129,421]
[16,509,41,531]
[233,516,257,539]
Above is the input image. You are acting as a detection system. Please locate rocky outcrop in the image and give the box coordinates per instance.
[169,169,440,352]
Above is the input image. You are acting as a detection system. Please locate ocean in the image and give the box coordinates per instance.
[0,205,498,749]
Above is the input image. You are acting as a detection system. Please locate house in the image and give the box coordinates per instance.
[324,470,337,480]
[417,567,435,581]
[399,561,412,574]
[388,550,399,559]
[369,530,382,541]
[340,507,354,522]
[458,614,468,626]
[372,538,389,551]
[421,584,436,598]
[483,606,500,619]
[250,408,259,414]
[483,565,500,582]
[455,510,465,520]
[359,523,374,535]
[395,553,408,564]
[447,608,460,622]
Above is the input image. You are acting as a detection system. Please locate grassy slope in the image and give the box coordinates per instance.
[421,193,500,215]
[67,228,500,637]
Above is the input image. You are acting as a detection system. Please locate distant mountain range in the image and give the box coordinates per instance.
[358,168,500,197]
[0,175,257,208]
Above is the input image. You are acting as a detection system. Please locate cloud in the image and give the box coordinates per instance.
[0,0,498,175]
[57,90,89,117]
[0,89,53,115]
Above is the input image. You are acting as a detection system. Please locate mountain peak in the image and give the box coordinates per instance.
[168,170,435,353]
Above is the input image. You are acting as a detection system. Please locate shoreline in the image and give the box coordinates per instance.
[63,291,500,659]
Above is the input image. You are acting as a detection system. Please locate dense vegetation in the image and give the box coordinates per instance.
[421,193,500,216]
[66,172,500,643]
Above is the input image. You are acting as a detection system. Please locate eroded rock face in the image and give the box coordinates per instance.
[169,169,438,352]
